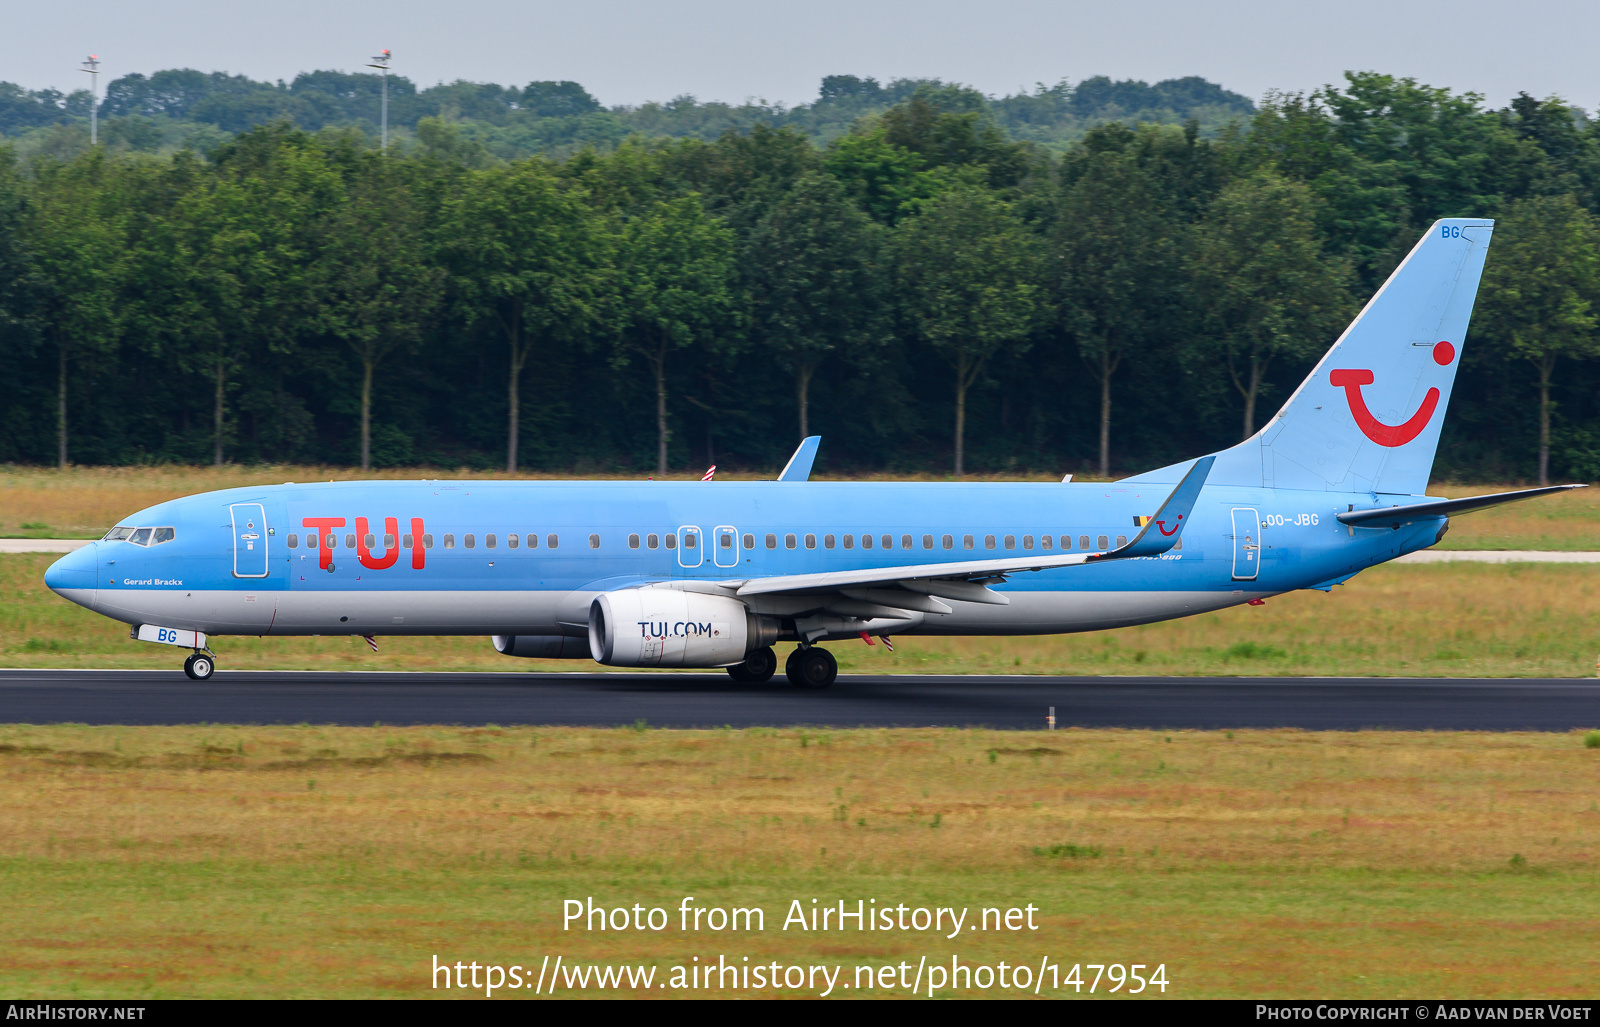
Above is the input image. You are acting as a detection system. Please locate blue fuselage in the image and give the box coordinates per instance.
[44,479,1444,641]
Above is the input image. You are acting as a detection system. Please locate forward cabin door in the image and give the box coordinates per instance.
[1230,507,1260,581]
[231,503,269,578]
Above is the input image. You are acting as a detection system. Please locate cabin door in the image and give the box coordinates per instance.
[231,503,270,578]
[1230,508,1260,581]
[712,525,740,568]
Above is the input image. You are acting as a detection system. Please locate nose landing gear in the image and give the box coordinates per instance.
[183,651,215,680]
[785,646,837,689]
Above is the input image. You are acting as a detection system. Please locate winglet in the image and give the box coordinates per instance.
[777,436,821,482]
[1092,455,1215,560]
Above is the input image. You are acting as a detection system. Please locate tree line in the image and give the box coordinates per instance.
[1,72,1599,484]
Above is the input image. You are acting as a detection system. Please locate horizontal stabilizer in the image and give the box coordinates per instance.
[778,436,821,482]
[1336,484,1586,527]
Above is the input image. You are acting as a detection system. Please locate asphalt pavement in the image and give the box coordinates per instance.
[1,668,1596,730]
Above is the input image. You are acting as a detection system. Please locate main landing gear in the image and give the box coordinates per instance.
[785,646,837,689]
[725,645,838,688]
[183,651,215,681]
[726,646,778,684]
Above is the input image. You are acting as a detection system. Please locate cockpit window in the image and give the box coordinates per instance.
[103,525,177,546]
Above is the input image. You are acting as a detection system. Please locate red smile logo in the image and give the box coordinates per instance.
[1330,341,1454,448]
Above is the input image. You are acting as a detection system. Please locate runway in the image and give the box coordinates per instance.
[1,669,1597,731]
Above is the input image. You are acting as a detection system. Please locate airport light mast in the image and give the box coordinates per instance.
[80,55,99,145]
[366,49,391,151]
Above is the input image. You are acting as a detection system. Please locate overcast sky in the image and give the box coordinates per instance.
[6,0,1597,111]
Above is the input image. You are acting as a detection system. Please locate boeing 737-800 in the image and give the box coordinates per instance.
[44,218,1581,686]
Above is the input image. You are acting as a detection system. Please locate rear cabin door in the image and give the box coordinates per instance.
[712,524,740,568]
[231,503,269,578]
[1230,507,1260,581]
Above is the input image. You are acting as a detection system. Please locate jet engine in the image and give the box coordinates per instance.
[588,588,777,667]
[492,635,590,658]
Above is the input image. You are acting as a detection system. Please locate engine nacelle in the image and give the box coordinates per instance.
[589,589,771,667]
[492,634,590,659]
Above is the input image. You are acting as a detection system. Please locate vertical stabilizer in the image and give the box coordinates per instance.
[1130,218,1494,495]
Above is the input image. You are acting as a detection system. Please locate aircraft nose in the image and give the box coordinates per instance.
[44,544,98,604]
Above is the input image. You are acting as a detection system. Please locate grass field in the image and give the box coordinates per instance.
[3,464,1598,550]
[5,552,1600,677]
[1,723,1597,998]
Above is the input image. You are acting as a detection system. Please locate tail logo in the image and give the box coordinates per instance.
[1329,342,1455,448]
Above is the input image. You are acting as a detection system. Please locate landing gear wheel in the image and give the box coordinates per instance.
[184,653,215,681]
[786,646,837,689]
[726,646,777,684]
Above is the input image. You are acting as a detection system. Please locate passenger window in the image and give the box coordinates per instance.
[742,533,753,549]
[824,535,835,549]
[1079,535,1091,551]
[882,535,893,549]
[153,527,176,545]
[861,534,873,550]
[1004,535,1016,550]
[902,535,913,550]
[843,535,854,550]
[785,534,796,549]
[527,534,539,549]
[326,534,337,550]
[1040,535,1052,550]
[765,533,777,549]
[665,534,675,549]
[486,534,497,549]
[1175,538,1184,551]
[648,534,660,550]
[443,534,455,549]
[720,532,733,549]
[403,534,414,548]
[287,533,299,549]
[345,533,357,549]
[422,535,434,549]
[805,534,816,549]
[589,534,601,549]
[547,534,559,549]
[942,534,953,549]
[683,534,695,549]
[1097,535,1109,550]
[1022,535,1033,550]
[465,534,476,549]
[923,534,934,549]
[963,535,974,550]
[384,533,396,548]
[1116,535,1127,548]
[984,535,996,550]
[364,533,376,549]
[507,534,518,549]
[629,534,641,549]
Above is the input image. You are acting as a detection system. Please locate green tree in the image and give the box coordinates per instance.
[612,193,740,474]
[747,171,887,439]
[319,156,444,470]
[1477,194,1600,484]
[29,150,131,468]
[1189,171,1354,439]
[894,186,1043,476]
[441,158,608,471]
[174,126,339,465]
[1054,148,1181,477]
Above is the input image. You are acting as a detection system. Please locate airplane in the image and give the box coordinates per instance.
[44,217,1583,687]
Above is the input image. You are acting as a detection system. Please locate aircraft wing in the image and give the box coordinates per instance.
[724,456,1214,602]
[1336,484,1586,528]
